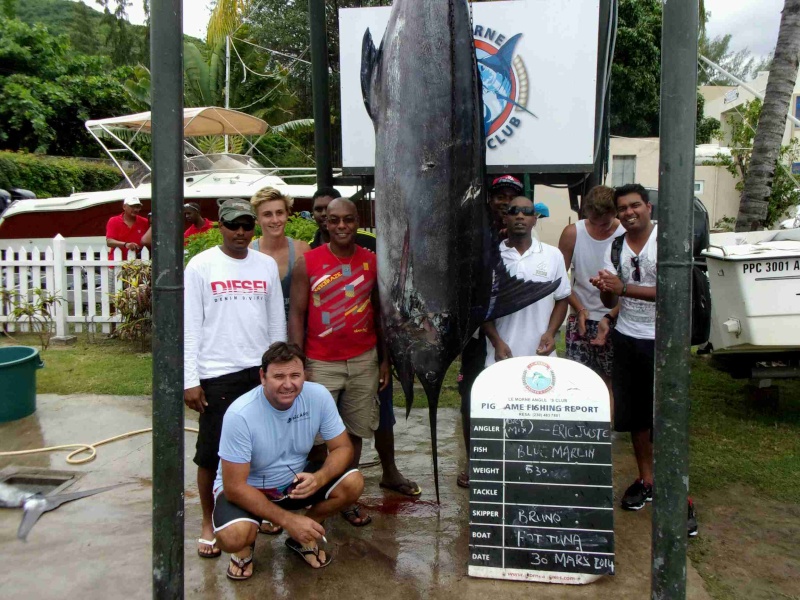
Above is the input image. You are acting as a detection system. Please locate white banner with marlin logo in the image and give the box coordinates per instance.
[339,0,600,170]
[468,356,614,584]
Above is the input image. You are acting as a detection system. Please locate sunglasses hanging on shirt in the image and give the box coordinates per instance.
[630,256,641,282]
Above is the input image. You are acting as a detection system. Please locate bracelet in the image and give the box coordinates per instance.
[620,282,627,297]
[578,308,590,316]
[603,313,617,327]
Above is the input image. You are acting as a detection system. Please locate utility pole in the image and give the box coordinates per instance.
[652,0,698,597]
[309,0,333,188]
[225,34,231,153]
[150,0,185,597]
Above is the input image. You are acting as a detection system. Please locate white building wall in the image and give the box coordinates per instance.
[608,137,740,228]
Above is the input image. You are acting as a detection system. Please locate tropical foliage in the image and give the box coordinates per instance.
[14,0,150,64]
[0,151,123,197]
[122,24,311,159]
[718,99,800,229]
[0,18,134,156]
[698,31,772,85]
[111,259,152,351]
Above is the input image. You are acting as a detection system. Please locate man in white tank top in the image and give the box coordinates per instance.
[558,186,625,405]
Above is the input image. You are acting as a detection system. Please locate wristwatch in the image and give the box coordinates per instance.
[603,313,617,327]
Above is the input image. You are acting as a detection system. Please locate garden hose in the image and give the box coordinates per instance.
[0,426,199,465]
[0,427,382,468]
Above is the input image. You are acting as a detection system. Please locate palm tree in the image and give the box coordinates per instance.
[206,0,253,48]
[735,0,800,231]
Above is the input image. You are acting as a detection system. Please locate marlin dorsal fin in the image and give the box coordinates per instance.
[361,28,382,123]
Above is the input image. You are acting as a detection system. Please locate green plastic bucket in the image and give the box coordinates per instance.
[0,346,44,423]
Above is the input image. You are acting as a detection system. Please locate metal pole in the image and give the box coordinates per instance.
[150,0,185,598]
[225,34,231,153]
[308,0,333,188]
[653,0,697,598]
[589,0,613,190]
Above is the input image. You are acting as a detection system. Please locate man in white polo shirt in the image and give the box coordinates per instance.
[483,196,571,365]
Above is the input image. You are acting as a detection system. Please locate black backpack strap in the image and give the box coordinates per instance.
[610,233,625,273]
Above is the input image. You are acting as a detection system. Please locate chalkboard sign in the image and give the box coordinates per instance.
[468,356,614,584]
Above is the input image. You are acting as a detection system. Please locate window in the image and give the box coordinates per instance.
[612,155,636,187]
[694,181,705,195]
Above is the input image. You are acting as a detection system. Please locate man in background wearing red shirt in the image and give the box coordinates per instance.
[106,196,149,259]
[184,202,214,241]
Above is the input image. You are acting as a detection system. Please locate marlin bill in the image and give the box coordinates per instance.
[361,0,560,502]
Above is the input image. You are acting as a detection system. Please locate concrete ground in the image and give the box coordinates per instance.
[0,394,710,599]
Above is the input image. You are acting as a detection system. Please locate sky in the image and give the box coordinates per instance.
[704,0,783,61]
[72,0,783,60]
[70,0,212,40]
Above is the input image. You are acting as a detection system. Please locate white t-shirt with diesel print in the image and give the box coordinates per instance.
[603,225,657,340]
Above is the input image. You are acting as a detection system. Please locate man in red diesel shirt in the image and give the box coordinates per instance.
[289,197,389,527]
[184,202,214,241]
[106,196,150,259]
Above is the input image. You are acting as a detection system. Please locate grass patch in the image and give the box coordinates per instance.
[689,354,800,503]
[2,334,152,396]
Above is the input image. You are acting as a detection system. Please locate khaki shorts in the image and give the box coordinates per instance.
[307,348,380,439]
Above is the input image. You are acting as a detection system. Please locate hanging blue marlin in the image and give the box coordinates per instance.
[361,0,560,502]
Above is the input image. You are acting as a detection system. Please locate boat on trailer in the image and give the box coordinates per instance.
[0,107,360,247]
[702,229,800,378]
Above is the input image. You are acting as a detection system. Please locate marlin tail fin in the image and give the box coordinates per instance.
[361,29,382,123]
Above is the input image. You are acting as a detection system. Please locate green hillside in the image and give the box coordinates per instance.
[14,0,203,64]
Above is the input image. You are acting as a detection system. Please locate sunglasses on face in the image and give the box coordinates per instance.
[506,205,537,216]
[631,256,641,282]
[327,215,357,226]
[221,219,255,232]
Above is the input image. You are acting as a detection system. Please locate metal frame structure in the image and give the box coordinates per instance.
[150,1,185,598]
[144,0,698,595]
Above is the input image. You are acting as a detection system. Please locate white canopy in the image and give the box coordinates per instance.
[86,107,268,137]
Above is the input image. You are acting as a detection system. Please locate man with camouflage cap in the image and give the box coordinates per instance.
[184,197,287,559]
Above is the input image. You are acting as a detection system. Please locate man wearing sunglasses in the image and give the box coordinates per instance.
[289,197,389,527]
[483,196,571,367]
[590,184,700,536]
[184,197,287,559]
[590,184,658,515]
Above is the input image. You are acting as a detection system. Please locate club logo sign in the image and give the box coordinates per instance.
[522,361,555,395]
[474,25,535,151]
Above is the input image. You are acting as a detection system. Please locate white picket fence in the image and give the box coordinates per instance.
[0,235,149,336]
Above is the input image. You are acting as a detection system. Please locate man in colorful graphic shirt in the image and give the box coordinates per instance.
[289,197,389,527]
[311,187,421,499]
[184,197,287,559]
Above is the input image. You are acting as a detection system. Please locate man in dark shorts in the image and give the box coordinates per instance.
[213,342,364,580]
[184,198,287,558]
[590,183,697,536]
